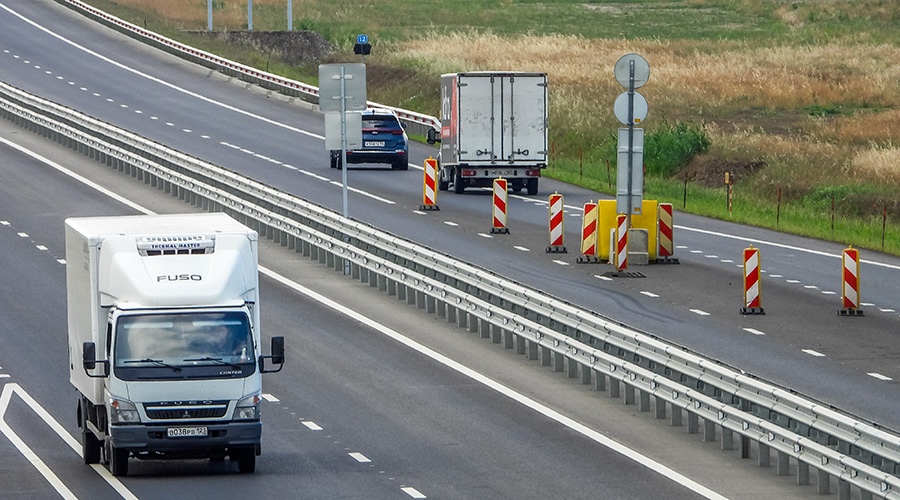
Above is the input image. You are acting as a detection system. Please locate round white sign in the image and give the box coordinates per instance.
[614,91,648,126]
[614,53,650,89]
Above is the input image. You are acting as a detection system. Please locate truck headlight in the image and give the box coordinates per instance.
[109,397,139,424]
[235,394,260,420]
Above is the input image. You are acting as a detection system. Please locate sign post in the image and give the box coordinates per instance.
[319,63,367,218]
[613,53,650,218]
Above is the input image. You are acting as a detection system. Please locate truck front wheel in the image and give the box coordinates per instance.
[106,439,129,477]
[235,447,256,473]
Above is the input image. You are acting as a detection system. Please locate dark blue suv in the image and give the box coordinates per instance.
[330,109,409,170]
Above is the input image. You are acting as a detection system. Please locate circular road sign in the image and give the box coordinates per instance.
[614,91,648,126]
[614,53,650,89]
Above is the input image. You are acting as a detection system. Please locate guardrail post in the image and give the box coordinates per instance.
[670,404,682,427]
[592,369,606,392]
[758,442,770,467]
[566,357,578,378]
[687,412,699,434]
[408,288,417,306]
[503,330,514,349]
[491,324,502,344]
[655,396,666,419]
[468,313,478,333]
[446,304,456,323]
[540,346,552,366]
[703,418,716,442]
[722,428,734,451]
[817,468,830,494]
[457,308,467,329]
[416,290,426,308]
[797,461,810,485]
[776,450,789,476]
[553,352,564,372]
[608,377,620,399]
[838,479,850,500]
[639,390,650,411]
[526,339,538,360]
[480,319,490,339]
[625,384,636,405]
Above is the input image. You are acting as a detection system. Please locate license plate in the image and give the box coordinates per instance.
[364,141,385,147]
[167,426,208,438]
[490,170,515,177]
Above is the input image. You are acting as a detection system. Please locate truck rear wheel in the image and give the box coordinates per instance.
[453,169,466,194]
[526,178,539,195]
[80,401,101,464]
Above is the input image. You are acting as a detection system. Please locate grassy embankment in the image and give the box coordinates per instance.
[83,0,900,254]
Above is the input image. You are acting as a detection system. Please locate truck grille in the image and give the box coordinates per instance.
[144,401,229,420]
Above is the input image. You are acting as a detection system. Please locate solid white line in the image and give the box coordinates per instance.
[742,328,766,336]
[349,452,371,463]
[401,486,427,499]
[261,266,727,499]
[802,349,826,357]
[868,373,892,381]
[302,421,323,431]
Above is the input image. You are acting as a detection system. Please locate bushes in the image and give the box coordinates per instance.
[643,122,711,176]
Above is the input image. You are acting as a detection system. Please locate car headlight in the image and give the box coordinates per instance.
[235,394,261,420]
[109,397,139,424]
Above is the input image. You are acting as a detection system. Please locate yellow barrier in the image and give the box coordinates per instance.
[597,200,658,261]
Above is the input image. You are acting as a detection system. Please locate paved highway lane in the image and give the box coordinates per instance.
[3,0,899,435]
[0,126,755,498]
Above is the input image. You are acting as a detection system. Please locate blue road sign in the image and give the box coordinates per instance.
[357,34,368,44]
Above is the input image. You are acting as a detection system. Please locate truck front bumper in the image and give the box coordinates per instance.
[110,421,261,454]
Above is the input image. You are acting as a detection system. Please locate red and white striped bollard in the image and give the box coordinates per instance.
[577,201,599,263]
[741,245,765,315]
[614,213,628,271]
[420,157,440,211]
[490,177,509,234]
[546,192,566,253]
[839,246,864,316]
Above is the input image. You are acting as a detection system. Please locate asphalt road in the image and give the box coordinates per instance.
[0,0,898,497]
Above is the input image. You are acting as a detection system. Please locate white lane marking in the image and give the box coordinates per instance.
[478,233,493,239]
[640,291,659,298]
[17,232,28,237]
[261,393,279,403]
[868,373,893,381]
[822,291,837,295]
[327,181,396,205]
[0,374,10,379]
[348,452,371,463]
[36,245,47,251]
[553,260,569,266]
[262,268,727,500]
[786,279,801,284]
[1,383,139,499]
[443,221,459,227]
[302,421,323,431]
[675,245,688,249]
[513,246,530,252]
[742,328,766,336]
[595,275,613,282]
[690,250,703,254]
[401,486,427,499]
[705,255,718,259]
[690,309,710,316]
[412,210,427,216]
[769,274,783,278]
[802,349,826,357]
[804,285,819,289]
[879,308,896,313]
[0,220,9,225]
[299,170,329,181]
[862,302,875,307]
[57,259,66,265]
[720,259,734,263]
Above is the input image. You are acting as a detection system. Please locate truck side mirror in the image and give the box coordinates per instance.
[83,342,97,370]
[426,127,440,145]
[260,336,285,373]
[271,336,285,365]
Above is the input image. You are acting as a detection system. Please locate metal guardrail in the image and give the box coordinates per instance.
[53,0,442,139]
[3,54,900,500]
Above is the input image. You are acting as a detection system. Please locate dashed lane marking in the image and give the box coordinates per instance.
[742,328,766,336]
[802,349,826,357]
[640,291,659,298]
[868,373,893,381]
[348,452,371,463]
[690,309,710,316]
[302,421,323,431]
[401,486,427,499]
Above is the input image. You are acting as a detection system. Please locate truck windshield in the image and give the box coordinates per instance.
[114,311,254,369]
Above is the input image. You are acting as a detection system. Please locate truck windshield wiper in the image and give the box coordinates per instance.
[123,358,182,372]
[183,356,243,370]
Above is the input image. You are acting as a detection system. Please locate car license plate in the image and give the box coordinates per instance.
[167,426,208,438]
[364,141,385,147]
[491,170,515,177]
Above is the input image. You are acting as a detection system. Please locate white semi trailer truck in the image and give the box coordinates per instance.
[427,71,549,195]
[67,213,284,476]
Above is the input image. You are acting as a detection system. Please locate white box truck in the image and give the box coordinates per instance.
[66,213,285,476]
[427,71,549,195]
